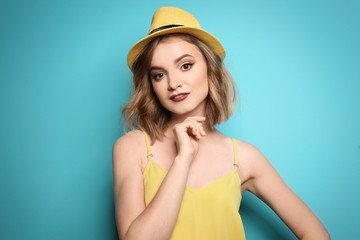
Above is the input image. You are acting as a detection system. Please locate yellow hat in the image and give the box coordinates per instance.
[127,6,226,69]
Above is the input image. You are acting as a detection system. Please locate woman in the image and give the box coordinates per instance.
[112,6,330,240]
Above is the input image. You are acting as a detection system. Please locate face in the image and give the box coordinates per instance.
[149,36,209,119]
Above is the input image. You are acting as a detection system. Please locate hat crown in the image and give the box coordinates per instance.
[127,7,225,69]
[148,7,201,35]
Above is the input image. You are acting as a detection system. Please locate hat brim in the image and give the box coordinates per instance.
[127,26,225,69]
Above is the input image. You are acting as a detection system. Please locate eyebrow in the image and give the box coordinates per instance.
[149,54,194,72]
[174,54,193,64]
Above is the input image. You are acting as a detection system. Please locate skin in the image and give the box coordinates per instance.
[113,36,330,240]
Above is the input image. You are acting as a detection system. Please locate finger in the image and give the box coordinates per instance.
[190,120,200,139]
[195,119,206,135]
[184,121,196,137]
[186,117,206,135]
[194,120,205,138]
[186,116,206,123]
[192,118,205,136]
[191,119,201,139]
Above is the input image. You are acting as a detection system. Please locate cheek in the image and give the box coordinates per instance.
[195,68,209,94]
[202,80,209,97]
[151,81,167,102]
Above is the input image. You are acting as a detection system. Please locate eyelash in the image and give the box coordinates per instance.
[181,62,193,71]
[152,72,164,81]
[151,62,194,81]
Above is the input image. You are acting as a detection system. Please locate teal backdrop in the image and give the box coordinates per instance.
[1,0,359,239]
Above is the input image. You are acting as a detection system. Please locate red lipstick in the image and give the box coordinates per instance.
[170,93,189,102]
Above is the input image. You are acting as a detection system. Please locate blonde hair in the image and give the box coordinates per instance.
[121,33,237,143]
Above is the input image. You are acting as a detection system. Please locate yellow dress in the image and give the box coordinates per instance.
[142,132,246,240]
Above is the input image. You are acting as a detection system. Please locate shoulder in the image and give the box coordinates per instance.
[233,138,271,182]
[113,130,145,149]
[212,131,260,154]
[112,130,146,167]
[234,139,263,160]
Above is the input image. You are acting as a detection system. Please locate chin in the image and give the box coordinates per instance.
[163,99,207,117]
[170,108,204,117]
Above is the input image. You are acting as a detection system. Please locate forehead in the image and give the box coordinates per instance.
[150,36,203,65]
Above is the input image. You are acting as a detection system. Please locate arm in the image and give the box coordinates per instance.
[113,133,189,240]
[240,143,330,240]
[113,117,205,240]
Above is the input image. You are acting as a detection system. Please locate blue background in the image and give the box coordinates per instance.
[1,0,359,239]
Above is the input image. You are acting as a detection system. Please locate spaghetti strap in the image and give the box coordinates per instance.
[232,138,239,168]
[142,131,153,160]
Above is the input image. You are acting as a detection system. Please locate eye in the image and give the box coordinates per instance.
[152,72,165,81]
[180,63,193,71]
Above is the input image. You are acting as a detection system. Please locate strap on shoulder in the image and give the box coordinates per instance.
[143,131,153,159]
[232,138,239,168]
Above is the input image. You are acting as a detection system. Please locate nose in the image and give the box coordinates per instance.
[167,74,183,90]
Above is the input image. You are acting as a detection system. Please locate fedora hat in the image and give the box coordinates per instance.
[127,6,226,69]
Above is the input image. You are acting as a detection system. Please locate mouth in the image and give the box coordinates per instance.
[170,92,190,102]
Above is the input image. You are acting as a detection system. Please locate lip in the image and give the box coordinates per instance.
[170,92,190,102]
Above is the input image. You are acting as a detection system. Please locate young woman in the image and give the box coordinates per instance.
[112,6,330,240]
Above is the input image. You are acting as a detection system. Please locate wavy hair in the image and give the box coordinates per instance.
[121,33,237,143]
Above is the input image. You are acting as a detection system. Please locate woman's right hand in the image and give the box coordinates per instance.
[172,116,206,162]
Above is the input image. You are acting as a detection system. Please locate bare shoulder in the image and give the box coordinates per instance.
[113,130,145,150]
[112,130,146,168]
[232,137,255,150]
[234,139,265,161]
[113,129,144,147]
[233,139,271,184]
[212,131,260,156]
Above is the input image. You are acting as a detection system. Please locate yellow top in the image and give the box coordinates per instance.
[142,132,246,240]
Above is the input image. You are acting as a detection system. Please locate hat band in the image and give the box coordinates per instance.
[149,24,184,35]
